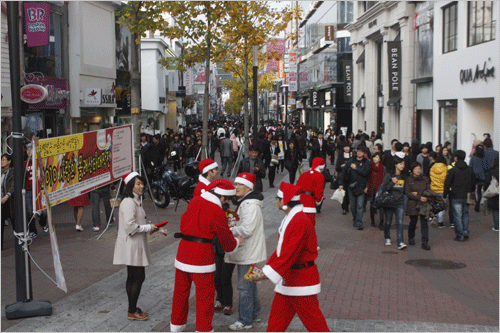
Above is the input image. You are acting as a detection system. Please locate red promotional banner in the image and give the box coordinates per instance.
[24,3,50,47]
[33,125,135,211]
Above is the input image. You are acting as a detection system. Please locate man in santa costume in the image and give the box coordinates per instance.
[193,158,219,197]
[296,157,326,226]
[262,182,329,332]
[170,179,245,332]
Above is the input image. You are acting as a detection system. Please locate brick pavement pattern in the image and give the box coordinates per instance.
[1,154,498,331]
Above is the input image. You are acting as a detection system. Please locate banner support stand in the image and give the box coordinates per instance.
[96,178,123,241]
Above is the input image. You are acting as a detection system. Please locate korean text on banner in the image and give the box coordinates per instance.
[24,3,50,47]
[33,125,134,211]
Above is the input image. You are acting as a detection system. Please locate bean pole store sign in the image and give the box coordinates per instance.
[20,77,70,109]
[388,41,401,100]
[33,125,134,211]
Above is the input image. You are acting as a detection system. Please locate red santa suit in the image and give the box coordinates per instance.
[296,157,325,226]
[170,180,239,332]
[193,159,218,197]
[263,182,329,332]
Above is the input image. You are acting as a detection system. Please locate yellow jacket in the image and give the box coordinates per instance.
[430,162,448,193]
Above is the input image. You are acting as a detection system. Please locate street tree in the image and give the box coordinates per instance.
[215,1,297,152]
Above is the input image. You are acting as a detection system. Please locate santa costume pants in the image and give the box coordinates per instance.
[170,268,215,332]
[305,212,316,227]
[266,292,329,332]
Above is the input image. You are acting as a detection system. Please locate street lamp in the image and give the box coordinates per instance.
[253,45,258,139]
[378,91,384,108]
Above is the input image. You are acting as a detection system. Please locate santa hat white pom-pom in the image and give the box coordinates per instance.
[282,205,288,210]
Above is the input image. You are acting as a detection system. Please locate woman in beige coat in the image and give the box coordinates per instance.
[113,172,158,321]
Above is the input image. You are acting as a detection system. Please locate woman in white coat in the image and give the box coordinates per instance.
[113,172,158,321]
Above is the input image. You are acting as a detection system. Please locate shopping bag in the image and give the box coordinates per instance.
[298,165,304,175]
[243,264,267,282]
[331,188,345,204]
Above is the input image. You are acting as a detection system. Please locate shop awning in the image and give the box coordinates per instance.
[356,50,365,64]
[387,97,401,106]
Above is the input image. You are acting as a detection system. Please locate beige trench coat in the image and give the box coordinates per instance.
[113,194,152,266]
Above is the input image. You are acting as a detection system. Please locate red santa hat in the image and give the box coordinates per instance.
[311,157,326,172]
[124,171,140,185]
[199,158,218,175]
[205,179,236,196]
[278,182,302,210]
[234,172,255,190]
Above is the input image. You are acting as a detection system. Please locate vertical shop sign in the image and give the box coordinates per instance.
[343,61,353,103]
[387,41,401,100]
[278,60,285,79]
[24,3,50,47]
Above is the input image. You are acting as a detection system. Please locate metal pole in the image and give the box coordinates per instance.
[22,190,31,301]
[5,1,52,319]
[252,45,258,140]
[284,86,288,139]
[7,1,29,303]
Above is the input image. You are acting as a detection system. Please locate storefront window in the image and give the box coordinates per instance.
[24,11,63,78]
[440,107,457,151]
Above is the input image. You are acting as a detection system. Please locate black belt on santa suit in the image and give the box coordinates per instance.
[301,191,314,197]
[174,233,212,244]
[291,261,315,270]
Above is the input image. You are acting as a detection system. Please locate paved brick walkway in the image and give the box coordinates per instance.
[1,155,498,331]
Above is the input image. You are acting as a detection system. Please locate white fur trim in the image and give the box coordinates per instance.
[124,172,140,185]
[202,162,218,175]
[213,187,236,196]
[198,175,210,185]
[315,165,325,171]
[290,194,301,201]
[235,177,254,190]
[262,265,282,285]
[277,204,304,256]
[175,259,215,273]
[302,207,317,213]
[275,281,321,296]
[170,323,186,332]
[201,191,222,208]
[277,190,283,198]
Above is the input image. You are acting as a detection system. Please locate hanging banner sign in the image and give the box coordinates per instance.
[278,60,285,79]
[343,60,353,103]
[33,125,134,211]
[289,81,298,92]
[24,3,50,47]
[387,41,401,100]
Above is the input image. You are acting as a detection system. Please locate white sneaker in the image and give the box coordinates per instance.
[385,239,391,246]
[398,242,407,250]
[228,321,252,331]
[43,226,49,233]
[75,225,83,231]
[493,228,499,232]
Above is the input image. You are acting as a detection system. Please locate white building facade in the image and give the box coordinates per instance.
[68,1,119,133]
[433,1,499,152]
[348,1,415,148]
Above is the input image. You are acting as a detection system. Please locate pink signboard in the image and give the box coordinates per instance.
[24,3,50,47]
[27,77,69,109]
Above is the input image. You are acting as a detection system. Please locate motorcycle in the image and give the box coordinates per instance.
[150,159,200,210]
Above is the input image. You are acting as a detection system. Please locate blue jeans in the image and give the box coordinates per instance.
[452,199,470,239]
[492,209,499,230]
[384,204,405,245]
[403,195,409,212]
[348,189,365,227]
[436,193,445,223]
[237,264,261,325]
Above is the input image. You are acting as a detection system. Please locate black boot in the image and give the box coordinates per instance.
[370,207,376,227]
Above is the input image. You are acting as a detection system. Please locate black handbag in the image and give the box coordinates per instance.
[322,169,333,183]
[375,191,399,209]
[330,175,339,190]
[349,182,364,196]
[430,197,446,214]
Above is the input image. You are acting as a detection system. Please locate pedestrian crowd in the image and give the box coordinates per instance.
[1,117,498,332]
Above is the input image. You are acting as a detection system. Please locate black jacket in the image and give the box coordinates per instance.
[237,157,266,193]
[284,148,300,170]
[311,138,327,160]
[208,137,219,155]
[339,157,371,190]
[443,161,476,200]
